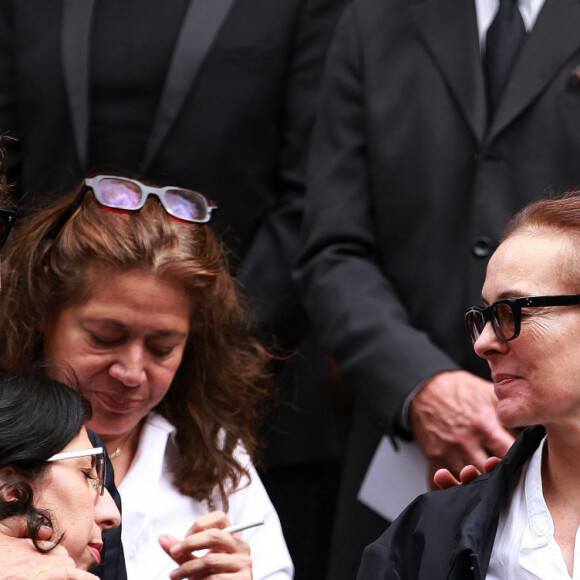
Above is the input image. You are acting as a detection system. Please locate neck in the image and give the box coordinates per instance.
[99,423,143,486]
[542,426,580,507]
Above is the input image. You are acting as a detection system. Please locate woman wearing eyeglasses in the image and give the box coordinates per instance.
[356,192,580,580]
[0,370,120,570]
[0,176,292,580]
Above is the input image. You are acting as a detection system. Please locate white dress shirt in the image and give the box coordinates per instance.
[118,413,294,580]
[487,437,580,579]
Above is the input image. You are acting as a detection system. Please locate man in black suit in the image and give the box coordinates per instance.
[0,0,348,577]
[295,0,580,577]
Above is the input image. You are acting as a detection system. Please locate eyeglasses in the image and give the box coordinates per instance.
[0,209,15,249]
[47,447,106,496]
[84,175,217,223]
[465,294,580,343]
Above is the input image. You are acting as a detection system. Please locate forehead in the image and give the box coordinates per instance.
[483,231,577,298]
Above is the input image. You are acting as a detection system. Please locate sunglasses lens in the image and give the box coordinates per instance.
[493,303,515,341]
[466,309,484,342]
[97,178,142,210]
[94,453,105,495]
[164,189,207,222]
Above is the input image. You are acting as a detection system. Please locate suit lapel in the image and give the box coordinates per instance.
[410,0,487,143]
[61,0,235,173]
[61,0,95,171]
[487,0,580,142]
[142,0,236,170]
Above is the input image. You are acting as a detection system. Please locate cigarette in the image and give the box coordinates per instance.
[191,520,264,557]
[222,520,264,534]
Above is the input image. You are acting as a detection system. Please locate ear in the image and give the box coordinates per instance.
[0,466,22,502]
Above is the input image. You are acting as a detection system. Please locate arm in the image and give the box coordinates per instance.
[236,0,347,345]
[0,517,98,580]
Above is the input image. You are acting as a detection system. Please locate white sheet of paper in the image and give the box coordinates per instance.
[358,436,429,521]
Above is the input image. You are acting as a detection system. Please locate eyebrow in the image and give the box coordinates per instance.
[83,318,188,339]
[481,289,530,306]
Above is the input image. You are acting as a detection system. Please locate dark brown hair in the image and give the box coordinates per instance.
[0,181,273,508]
[0,369,91,551]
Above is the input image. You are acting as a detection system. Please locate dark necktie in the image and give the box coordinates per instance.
[484,0,527,118]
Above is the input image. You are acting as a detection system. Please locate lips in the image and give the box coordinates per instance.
[89,543,103,565]
[94,391,141,413]
[492,373,524,398]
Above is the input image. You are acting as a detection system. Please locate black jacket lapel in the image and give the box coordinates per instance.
[142,0,235,170]
[61,0,95,172]
[487,0,580,142]
[410,0,487,144]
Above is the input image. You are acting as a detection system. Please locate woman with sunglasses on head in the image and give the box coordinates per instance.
[0,175,292,580]
[356,192,580,580]
[0,370,120,571]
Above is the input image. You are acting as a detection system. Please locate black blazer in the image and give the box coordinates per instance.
[0,0,347,465]
[296,0,580,576]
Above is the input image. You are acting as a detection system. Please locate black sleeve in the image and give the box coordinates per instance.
[236,0,347,346]
[87,429,127,580]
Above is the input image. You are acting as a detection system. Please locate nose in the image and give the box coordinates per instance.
[108,344,146,387]
[473,320,508,359]
[95,489,121,530]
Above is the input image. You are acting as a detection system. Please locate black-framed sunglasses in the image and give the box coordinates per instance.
[0,209,15,249]
[83,175,217,224]
[465,294,580,343]
[47,447,106,496]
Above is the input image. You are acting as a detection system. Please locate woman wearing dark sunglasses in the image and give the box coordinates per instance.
[356,193,580,580]
[0,370,120,570]
[0,176,292,580]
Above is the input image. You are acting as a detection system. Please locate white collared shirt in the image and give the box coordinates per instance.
[118,413,293,580]
[474,0,547,52]
[487,437,580,579]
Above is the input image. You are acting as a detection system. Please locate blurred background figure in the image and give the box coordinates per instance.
[0,1,349,576]
[295,0,580,576]
[0,176,292,579]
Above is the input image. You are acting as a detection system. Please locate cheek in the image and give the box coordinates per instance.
[150,370,174,403]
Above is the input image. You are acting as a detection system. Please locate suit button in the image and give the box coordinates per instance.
[472,237,492,258]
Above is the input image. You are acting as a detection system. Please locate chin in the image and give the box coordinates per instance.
[497,405,531,430]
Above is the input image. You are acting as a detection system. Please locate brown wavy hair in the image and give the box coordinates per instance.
[0,180,273,508]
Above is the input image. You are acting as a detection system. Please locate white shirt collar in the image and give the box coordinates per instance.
[474,0,547,51]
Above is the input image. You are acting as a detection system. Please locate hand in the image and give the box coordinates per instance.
[433,456,502,489]
[159,511,252,580]
[0,516,98,579]
[409,370,515,490]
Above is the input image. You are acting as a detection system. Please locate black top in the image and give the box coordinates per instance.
[88,429,127,580]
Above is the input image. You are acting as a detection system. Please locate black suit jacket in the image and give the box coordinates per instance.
[296,0,580,576]
[0,0,346,466]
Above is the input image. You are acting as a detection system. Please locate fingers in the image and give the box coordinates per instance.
[432,468,461,489]
[159,511,253,580]
[168,551,252,580]
[32,568,98,580]
[183,511,230,537]
[483,456,502,473]
[409,370,515,475]
[0,515,32,538]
